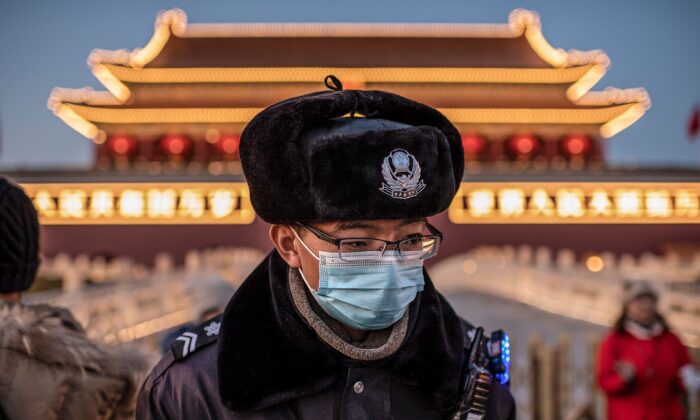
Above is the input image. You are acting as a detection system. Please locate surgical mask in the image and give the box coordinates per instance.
[292,229,425,331]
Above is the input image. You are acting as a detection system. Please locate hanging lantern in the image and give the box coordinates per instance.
[216,134,241,156]
[561,135,591,157]
[461,134,486,156]
[107,135,137,156]
[508,134,539,156]
[160,134,192,157]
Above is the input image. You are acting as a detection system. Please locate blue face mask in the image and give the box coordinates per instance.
[293,230,425,331]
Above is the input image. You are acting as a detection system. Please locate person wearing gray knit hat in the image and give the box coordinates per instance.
[0,176,150,420]
[0,177,40,296]
[621,281,658,305]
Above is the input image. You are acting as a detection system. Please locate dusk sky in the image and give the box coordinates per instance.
[1,0,699,169]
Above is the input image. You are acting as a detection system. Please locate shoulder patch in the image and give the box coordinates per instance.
[170,314,222,361]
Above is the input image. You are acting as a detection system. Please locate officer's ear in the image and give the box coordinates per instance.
[269,224,302,268]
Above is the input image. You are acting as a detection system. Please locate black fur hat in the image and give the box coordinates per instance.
[240,81,463,224]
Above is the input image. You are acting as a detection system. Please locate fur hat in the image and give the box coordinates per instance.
[0,177,40,293]
[239,79,463,224]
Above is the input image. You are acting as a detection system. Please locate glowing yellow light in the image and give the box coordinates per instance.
[94,130,107,144]
[600,103,647,139]
[556,189,584,217]
[645,190,671,218]
[586,255,604,272]
[147,189,177,218]
[21,182,255,225]
[130,24,172,68]
[468,189,495,217]
[448,182,700,224]
[675,191,700,217]
[528,188,554,216]
[90,189,114,217]
[92,64,131,102]
[209,189,236,218]
[119,190,145,218]
[521,15,568,67]
[589,189,613,216]
[238,185,256,223]
[566,64,607,101]
[63,104,637,126]
[58,190,86,218]
[614,189,643,217]
[443,105,636,125]
[33,190,56,217]
[103,63,594,85]
[179,189,205,217]
[463,259,478,275]
[498,189,525,217]
[55,104,99,139]
[205,129,220,144]
[65,105,259,124]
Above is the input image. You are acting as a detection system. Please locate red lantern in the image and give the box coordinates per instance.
[107,135,137,156]
[160,134,192,156]
[461,134,486,156]
[561,135,591,157]
[508,134,539,156]
[216,134,240,155]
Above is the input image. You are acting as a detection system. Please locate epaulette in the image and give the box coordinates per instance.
[170,314,223,361]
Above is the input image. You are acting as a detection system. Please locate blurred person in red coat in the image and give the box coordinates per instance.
[597,282,700,420]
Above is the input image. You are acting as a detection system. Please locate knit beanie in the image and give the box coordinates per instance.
[622,281,658,305]
[0,178,40,293]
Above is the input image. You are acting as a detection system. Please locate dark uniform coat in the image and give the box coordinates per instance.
[136,251,515,419]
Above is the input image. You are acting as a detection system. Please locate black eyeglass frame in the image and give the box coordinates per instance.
[294,221,444,260]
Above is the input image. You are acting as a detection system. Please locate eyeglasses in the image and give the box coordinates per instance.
[295,221,443,261]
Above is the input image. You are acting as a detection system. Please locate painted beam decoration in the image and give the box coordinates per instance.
[22,183,255,225]
[449,183,700,224]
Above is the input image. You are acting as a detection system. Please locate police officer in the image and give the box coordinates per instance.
[136,79,516,419]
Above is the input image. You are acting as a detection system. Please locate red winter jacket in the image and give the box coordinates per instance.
[597,327,691,420]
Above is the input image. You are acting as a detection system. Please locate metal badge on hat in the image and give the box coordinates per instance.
[379,148,426,200]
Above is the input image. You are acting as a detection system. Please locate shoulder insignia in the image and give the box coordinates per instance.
[170,314,223,361]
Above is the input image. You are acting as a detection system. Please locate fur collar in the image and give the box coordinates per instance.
[0,302,150,377]
[624,320,665,340]
[217,251,467,413]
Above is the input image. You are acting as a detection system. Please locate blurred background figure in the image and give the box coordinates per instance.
[159,272,235,355]
[597,282,700,420]
[0,177,150,420]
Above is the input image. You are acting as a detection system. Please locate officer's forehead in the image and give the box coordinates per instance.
[330,219,426,233]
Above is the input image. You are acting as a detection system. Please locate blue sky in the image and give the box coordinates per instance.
[1,0,699,169]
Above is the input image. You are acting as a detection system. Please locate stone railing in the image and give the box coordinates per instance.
[430,246,700,348]
[25,247,265,343]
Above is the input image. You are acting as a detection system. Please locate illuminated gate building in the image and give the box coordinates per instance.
[9,8,700,267]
